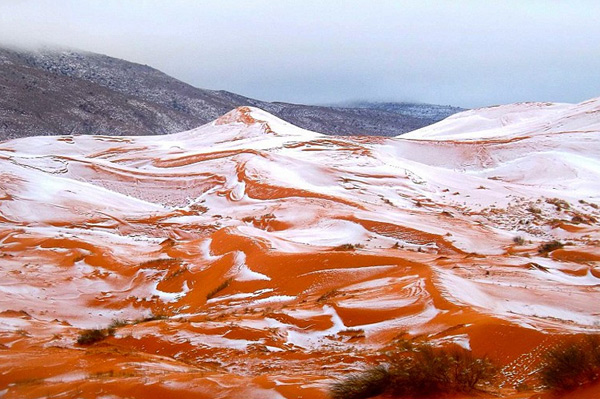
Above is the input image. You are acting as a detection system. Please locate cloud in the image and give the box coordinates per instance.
[1,0,599,107]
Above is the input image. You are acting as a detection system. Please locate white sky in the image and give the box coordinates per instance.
[1,0,599,108]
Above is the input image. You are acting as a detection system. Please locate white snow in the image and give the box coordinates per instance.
[1,94,599,341]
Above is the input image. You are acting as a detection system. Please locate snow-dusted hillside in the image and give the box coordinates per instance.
[344,101,465,123]
[402,98,600,141]
[0,101,599,399]
[0,46,451,140]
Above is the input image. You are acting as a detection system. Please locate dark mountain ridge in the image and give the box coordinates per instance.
[0,46,464,140]
[342,101,465,125]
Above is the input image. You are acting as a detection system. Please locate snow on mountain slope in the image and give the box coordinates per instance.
[0,104,599,399]
[0,46,447,140]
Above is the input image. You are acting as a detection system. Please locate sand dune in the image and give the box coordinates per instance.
[1,102,599,398]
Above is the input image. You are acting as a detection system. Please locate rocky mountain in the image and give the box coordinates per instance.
[1,98,599,398]
[0,46,461,141]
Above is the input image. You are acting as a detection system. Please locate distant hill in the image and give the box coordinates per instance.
[0,46,463,140]
[343,101,465,125]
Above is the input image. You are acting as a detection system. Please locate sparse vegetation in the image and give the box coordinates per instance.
[528,262,550,272]
[540,335,600,391]
[206,278,233,300]
[164,266,188,281]
[77,328,112,345]
[538,240,564,254]
[546,198,570,211]
[333,243,363,251]
[331,366,390,399]
[108,318,129,329]
[570,213,597,224]
[338,328,366,340]
[77,314,171,344]
[141,313,168,322]
[317,289,339,302]
[330,342,496,399]
[129,313,169,325]
[571,214,585,224]
[527,205,542,214]
[513,236,526,245]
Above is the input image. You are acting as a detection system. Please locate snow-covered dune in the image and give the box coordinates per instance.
[402,97,600,141]
[0,102,599,399]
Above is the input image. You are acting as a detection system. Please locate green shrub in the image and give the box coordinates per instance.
[333,244,358,251]
[108,318,129,329]
[330,366,390,399]
[330,343,496,399]
[540,336,600,391]
[206,278,233,300]
[77,328,109,345]
[129,313,169,325]
[387,346,496,397]
[527,205,542,214]
[141,313,168,322]
[538,240,564,254]
[546,198,570,211]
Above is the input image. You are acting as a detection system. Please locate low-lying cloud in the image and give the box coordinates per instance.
[1,0,599,108]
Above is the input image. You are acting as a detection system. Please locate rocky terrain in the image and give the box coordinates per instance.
[0,46,463,141]
[0,98,599,398]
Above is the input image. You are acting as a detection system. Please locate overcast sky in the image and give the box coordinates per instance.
[1,0,599,108]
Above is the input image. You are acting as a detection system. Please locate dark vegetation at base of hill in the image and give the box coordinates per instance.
[331,334,600,398]
[330,341,496,399]
[540,335,600,391]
